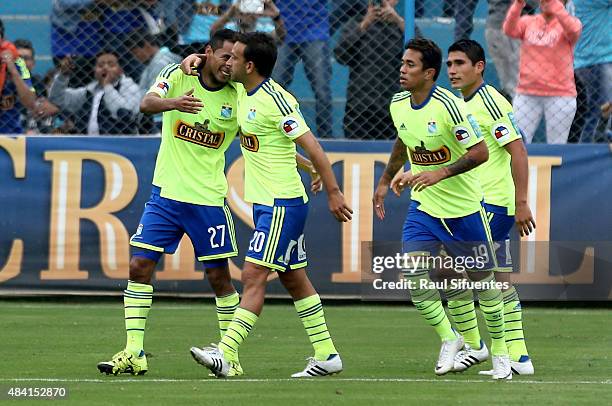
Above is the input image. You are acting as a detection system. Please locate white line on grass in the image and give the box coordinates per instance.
[1,378,610,385]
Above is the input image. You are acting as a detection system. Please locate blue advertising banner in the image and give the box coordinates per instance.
[0,137,610,300]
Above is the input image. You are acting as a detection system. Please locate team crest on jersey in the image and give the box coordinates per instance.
[248,108,257,120]
[156,81,170,95]
[409,141,451,166]
[466,114,482,138]
[282,117,300,136]
[239,129,260,152]
[174,119,225,148]
[493,125,510,141]
[453,126,471,144]
[427,120,437,134]
[220,104,233,119]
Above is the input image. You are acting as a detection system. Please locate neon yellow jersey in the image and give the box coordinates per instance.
[148,64,239,206]
[236,78,309,206]
[389,86,484,218]
[465,84,522,215]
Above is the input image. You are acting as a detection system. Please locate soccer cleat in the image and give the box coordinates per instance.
[478,355,512,380]
[207,360,244,377]
[511,356,534,375]
[435,334,464,375]
[97,350,148,376]
[291,354,343,378]
[453,340,489,372]
[190,345,230,378]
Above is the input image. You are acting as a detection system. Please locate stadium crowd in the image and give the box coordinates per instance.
[0,0,609,142]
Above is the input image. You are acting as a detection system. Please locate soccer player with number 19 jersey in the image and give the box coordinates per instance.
[373,38,510,379]
[190,32,353,379]
[447,39,536,376]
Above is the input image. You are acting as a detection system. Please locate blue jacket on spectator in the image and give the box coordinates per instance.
[276,0,329,44]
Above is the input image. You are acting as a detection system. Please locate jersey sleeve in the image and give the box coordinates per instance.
[443,97,483,150]
[488,96,522,147]
[147,63,181,98]
[15,58,34,92]
[271,93,310,140]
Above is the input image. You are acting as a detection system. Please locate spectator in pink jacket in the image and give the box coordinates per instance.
[503,0,581,144]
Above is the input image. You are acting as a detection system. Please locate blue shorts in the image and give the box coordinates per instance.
[129,186,238,265]
[245,197,308,272]
[402,201,497,271]
[484,203,515,272]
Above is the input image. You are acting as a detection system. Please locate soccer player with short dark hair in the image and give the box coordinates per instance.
[189,31,353,378]
[97,29,246,377]
[445,38,535,375]
[373,38,511,379]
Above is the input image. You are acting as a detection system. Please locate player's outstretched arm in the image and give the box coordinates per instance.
[140,89,203,115]
[180,54,207,75]
[504,139,536,236]
[409,140,488,192]
[294,131,353,222]
[296,153,322,194]
[373,138,408,220]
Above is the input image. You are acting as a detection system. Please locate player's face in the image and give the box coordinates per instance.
[94,53,122,83]
[207,40,234,84]
[399,49,431,91]
[446,51,482,91]
[229,42,248,83]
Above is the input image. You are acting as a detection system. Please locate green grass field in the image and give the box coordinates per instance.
[1,300,610,405]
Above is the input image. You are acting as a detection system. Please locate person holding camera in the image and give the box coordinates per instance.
[210,0,285,42]
[334,0,404,139]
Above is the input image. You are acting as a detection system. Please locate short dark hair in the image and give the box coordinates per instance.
[14,39,35,58]
[125,30,157,50]
[209,28,237,51]
[405,38,442,81]
[96,49,121,64]
[236,32,277,78]
[448,39,486,73]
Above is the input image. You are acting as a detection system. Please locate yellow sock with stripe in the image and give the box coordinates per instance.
[294,294,337,361]
[475,274,507,356]
[124,281,153,355]
[405,270,455,341]
[218,308,258,363]
[503,286,529,361]
[445,287,482,348]
[216,292,239,339]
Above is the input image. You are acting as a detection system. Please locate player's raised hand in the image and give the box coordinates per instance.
[180,54,207,76]
[408,169,446,192]
[328,190,353,222]
[515,202,536,237]
[373,183,389,220]
[172,88,203,114]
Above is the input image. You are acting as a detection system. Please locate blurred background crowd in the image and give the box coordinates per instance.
[0,0,609,142]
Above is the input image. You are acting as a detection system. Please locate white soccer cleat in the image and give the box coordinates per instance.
[435,334,464,375]
[291,354,343,378]
[190,344,230,378]
[511,356,534,375]
[453,340,489,372]
[478,355,512,380]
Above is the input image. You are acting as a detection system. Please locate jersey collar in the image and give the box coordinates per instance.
[464,82,486,102]
[410,84,437,110]
[247,77,270,96]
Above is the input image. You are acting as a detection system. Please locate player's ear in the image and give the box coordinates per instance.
[476,61,485,75]
[204,44,214,57]
[245,61,255,75]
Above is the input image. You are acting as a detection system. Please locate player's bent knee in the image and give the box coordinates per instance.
[205,266,233,293]
[129,256,157,284]
[241,263,270,288]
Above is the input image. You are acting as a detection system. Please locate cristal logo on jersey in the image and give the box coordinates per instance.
[239,129,260,152]
[494,125,509,140]
[174,119,225,149]
[454,126,471,144]
[409,141,451,166]
[282,117,301,136]
[156,81,170,95]
[248,108,257,120]
[427,120,437,134]
[220,104,233,119]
